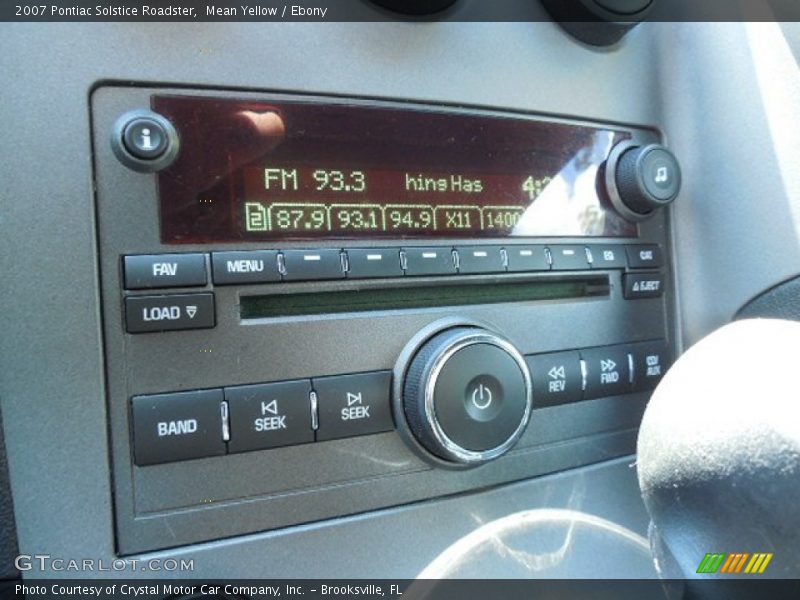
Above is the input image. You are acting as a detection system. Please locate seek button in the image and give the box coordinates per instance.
[314,371,393,441]
[225,380,314,452]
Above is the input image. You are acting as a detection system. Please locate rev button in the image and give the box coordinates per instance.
[525,350,583,408]
[314,371,394,441]
[125,293,215,333]
[225,380,314,452]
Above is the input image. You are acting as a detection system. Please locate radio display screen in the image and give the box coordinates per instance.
[153,95,637,243]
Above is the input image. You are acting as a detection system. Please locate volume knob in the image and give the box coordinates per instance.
[402,327,533,467]
[606,142,682,221]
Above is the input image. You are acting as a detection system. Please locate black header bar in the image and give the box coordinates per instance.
[2,0,800,22]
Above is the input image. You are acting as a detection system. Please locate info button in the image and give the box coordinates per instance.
[314,371,394,441]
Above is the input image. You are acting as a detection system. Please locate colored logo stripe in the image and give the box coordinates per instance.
[745,553,773,574]
[697,553,773,574]
[697,553,726,573]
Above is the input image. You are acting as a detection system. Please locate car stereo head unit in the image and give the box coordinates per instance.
[133,95,641,243]
[93,86,677,554]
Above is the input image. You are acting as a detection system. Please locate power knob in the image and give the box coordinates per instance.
[605,142,682,221]
[401,327,533,467]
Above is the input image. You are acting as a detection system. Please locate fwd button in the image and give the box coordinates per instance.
[581,346,631,399]
[314,371,394,441]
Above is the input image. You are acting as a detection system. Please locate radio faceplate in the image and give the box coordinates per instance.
[92,86,676,555]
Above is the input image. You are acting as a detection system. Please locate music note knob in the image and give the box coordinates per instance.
[605,142,682,221]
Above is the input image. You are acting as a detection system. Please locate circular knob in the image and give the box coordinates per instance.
[370,0,458,15]
[605,142,682,221]
[111,109,180,173]
[402,327,532,466]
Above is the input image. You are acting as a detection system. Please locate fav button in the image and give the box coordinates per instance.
[123,254,207,290]
[125,293,215,333]
[314,371,394,441]
[581,346,631,399]
[225,380,314,452]
[131,389,226,466]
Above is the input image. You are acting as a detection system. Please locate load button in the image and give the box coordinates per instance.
[314,371,394,441]
[125,293,215,333]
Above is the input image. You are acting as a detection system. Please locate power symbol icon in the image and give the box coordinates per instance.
[471,383,493,410]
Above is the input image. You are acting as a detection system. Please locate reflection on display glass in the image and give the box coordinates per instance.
[153,95,637,243]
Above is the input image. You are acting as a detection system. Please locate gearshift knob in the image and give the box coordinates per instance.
[637,319,800,586]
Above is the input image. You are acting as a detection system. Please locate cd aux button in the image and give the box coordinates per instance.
[125,293,215,333]
[281,249,345,281]
[630,340,670,391]
[212,251,280,285]
[124,253,207,290]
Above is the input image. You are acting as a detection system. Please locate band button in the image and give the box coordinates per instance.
[131,389,226,466]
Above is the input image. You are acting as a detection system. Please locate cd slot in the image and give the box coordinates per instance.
[240,274,610,319]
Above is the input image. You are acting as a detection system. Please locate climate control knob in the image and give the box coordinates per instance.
[605,142,682,221]
[402,327,533,467]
